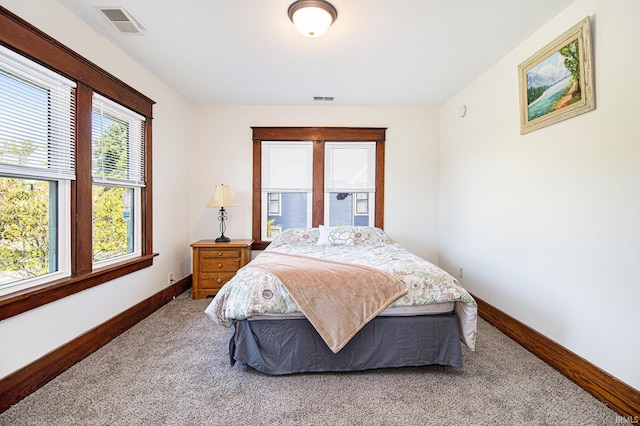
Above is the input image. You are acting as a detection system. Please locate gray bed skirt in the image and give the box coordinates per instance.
[229,312,462,375]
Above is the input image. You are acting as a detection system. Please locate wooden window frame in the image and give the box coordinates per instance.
[252,127,386,250]
[0,7,156,321]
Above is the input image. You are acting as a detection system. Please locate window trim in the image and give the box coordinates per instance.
[0,8,156,321]
[252,127,386,250]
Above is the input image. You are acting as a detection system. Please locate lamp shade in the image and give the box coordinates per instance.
[207,184,236,207]
[288,0,337,38]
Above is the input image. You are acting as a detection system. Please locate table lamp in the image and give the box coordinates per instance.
[207,184,236,242]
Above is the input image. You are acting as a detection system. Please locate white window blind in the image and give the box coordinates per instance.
[0,45,76,181]
[261,141,313,191]
[324,142,376,192]
[92,93,145,187]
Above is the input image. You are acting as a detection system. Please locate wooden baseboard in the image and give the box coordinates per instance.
[474,294,639,420]
[0,275,192,413]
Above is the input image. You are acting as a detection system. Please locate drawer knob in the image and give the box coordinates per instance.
[217,264,222,268]
[217,278,222,283]
[217,252,223,256]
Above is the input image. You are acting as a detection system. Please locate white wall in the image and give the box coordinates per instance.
[190,105,441,262]
[439,0,639,390]
[0,0,193,378]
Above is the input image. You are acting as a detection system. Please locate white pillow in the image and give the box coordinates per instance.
[317,225,331,245]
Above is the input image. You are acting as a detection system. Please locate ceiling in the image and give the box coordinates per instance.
[56,0,575,106]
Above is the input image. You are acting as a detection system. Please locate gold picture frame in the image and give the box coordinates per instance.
[518,16,595,134]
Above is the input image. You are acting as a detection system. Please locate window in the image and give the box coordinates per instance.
[0,45,74,294]
[252,127,386,249]
[261,141,313,241]
[91,94,145,264]
[0,177,65,288]
[0,9,155,320]
[324,142,376,227]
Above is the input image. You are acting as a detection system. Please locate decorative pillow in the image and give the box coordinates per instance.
[351,226,393,245]
[316,225,355,246]
[327,227,355,245]
[269,227,319,249]
[276,226,392,248]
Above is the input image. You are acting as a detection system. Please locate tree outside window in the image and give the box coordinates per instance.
[91,119,134,262]
[0,9,155,318]
[0,176,55,284]
[91,94,145,264]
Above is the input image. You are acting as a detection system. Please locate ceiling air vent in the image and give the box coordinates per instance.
[98,7,145,34]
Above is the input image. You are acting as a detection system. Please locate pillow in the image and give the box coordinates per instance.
[327,227,355,245]
[268,227,319,249]
[317,225,331,245]
[317,225,355,246]
[351,226,393,245]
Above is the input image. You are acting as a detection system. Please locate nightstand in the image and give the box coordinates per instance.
[191,239,253,299]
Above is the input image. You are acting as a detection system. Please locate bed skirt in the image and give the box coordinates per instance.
[229,312,462,375]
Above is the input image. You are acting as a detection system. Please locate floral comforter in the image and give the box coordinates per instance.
[204,226,477,350]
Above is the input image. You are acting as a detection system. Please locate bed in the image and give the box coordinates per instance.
[205,226,477,375]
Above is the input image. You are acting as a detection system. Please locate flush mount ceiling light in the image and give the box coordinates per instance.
[288,0,338,38]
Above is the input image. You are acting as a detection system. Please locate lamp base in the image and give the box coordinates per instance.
[215,236,231,243]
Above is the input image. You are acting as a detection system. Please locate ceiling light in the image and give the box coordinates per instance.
[288,0,338,38]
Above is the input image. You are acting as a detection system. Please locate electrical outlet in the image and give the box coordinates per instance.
[168,272,174,284]
[458,267,464,279]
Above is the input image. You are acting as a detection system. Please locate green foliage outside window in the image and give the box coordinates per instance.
[92,121,133,262]
[93,121,128,180]
[92,185,131,262]
[266,218,279,238]
[0,176,51,283]
[0,138,52,284]
[0,120,133,285]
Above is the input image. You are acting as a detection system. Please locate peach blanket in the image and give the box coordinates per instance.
[248,252,408,353]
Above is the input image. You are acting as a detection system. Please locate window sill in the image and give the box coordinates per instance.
[0,253,158,321]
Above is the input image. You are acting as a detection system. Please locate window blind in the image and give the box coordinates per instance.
[261,141,313,191]
[0,45,76,181]
[324,142,376,192]
[92,93,146,187]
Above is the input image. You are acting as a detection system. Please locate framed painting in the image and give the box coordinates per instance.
[518,16,595,134]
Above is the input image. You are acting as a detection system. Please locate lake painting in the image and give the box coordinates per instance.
[526,39,581,121]
[518,17,594,134]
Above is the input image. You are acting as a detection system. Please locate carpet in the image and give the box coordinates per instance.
[0,292,623,425]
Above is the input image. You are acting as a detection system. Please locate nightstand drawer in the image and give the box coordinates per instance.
[200,249,242,259]
[200,272,236,289]
[200,258,241,272]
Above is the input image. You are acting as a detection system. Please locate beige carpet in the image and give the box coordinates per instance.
[0,292,623,425]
